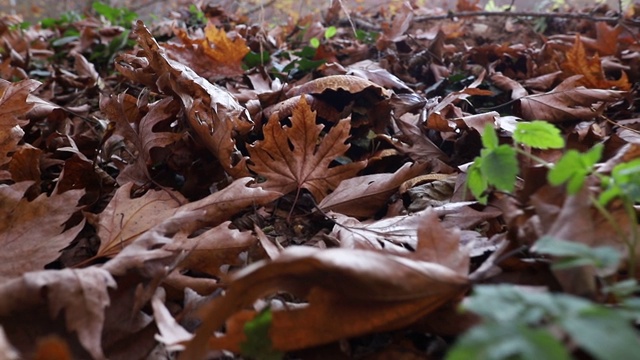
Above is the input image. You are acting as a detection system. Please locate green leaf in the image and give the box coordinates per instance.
[609,158,640,203]
[467,157,489,204]
[481,123,499,150]
[560,307,640,360]
[513,121,565,149]
[548,144,602,194]
[324,26,337,39]
[532,236,620,275]
[309,37,320,48]
[480,145,518,192]
[240,309,284,360]
[447,323,570,360]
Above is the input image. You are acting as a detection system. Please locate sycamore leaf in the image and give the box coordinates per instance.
[180,208,468,358]
[516,76,625,122]
[248,96,367,202]
[561,34,630,91]
[0,182,84,279]
[168,23,250,79]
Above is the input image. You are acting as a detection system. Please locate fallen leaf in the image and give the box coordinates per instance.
[0,267,116,359]
[180,208,468,357]
[318,162,427,218]
[248,96,366,202]
[0,79,40,165]
[515,75,625,122]
[562,34,630,91]
[117,21,254,178]
[0,182,84,279]
[91,178,280,259]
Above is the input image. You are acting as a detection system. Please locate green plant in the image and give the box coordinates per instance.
[467,120,639,275]
[92,1,138,28]
[240,308,284,360]
[448,284,640,360]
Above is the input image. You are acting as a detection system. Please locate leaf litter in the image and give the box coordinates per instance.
[0,0,639,359]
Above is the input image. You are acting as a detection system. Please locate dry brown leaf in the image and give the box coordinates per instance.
[151,289,193,351]
[166,221,257,276]
[562,34,631,91]
[180,208,468,357]
[318,162,427,218]
[248,96,366,202]
[91,178,280,259]
[516,75,625,122]
[90,182,185,259]
[0,267,116,359]
[117,21,253,178]
[286,74,392,99]
[0,182,84,279]
[330,211,423,252]
[490,72,528,100]
[0,79,40,166]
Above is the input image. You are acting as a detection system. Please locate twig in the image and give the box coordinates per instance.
[244,0,277,17]
[414,10,624,24]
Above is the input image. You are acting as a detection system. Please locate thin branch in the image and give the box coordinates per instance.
[414,10,624,24]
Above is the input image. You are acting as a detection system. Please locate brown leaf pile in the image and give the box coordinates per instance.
[0,0,639,359]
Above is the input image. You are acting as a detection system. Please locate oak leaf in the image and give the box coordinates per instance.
[0,182,84,279]
[248,96,367,202]
[0,79,40,166]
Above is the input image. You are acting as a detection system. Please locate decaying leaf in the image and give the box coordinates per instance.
[90,178,280,259]
[248,96,367,202]
[180,209,469,357]
[516,75,625,122]
[0,182,84,279]
[117,21,253,178]
[0,267,116,359]
[318,162,427,217]
[0,79,40,166]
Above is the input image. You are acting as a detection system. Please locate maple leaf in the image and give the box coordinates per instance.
[561,34,630,91]
[248,96,367,202]
[168,23,250,79]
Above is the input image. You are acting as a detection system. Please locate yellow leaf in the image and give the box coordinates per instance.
[202,24,249,65]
